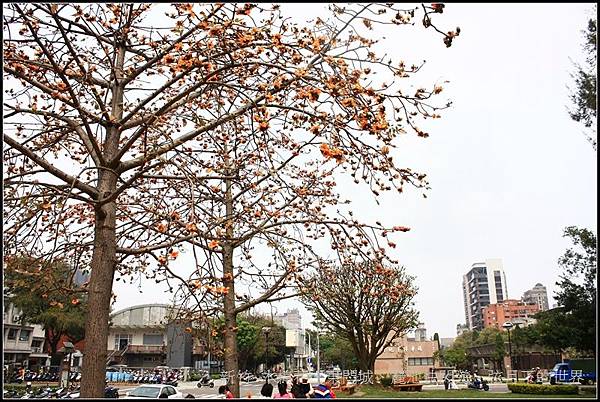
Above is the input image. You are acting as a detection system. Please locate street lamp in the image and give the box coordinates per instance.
[60,342,75,389]
[502,322,515,382]
[262,327,271,384]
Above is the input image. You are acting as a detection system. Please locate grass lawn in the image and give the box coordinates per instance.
[339,385,596,399]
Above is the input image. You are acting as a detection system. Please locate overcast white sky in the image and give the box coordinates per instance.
[112,3,597,339]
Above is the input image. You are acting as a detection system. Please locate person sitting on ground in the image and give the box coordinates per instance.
[219,384,234,399]
[273,380,295,399]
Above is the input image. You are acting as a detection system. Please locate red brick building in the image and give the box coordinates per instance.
[483,299,540,329]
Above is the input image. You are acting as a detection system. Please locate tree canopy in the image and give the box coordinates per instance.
[4,255,87,363]
[568,5,597,149]
[3,3,457,396]
[533,227,597,356]
[301,261,419,372]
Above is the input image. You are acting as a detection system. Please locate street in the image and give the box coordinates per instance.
[114,379,513,398]
[116,379,268,399]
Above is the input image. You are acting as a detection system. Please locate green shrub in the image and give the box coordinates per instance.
[379,374,393,387]
[507,383,579,395]
[414,373,426,381]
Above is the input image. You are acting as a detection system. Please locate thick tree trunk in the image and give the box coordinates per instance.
[80,33,125,397]
[80,189,117,397]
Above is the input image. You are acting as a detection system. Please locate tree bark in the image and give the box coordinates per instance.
[80,184,118,397]
[223,243,239,397]
[80,33,125,397]
[222,170,240,397]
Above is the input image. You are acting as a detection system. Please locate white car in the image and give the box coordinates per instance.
[305,372,329,385]
[124,384,183,399]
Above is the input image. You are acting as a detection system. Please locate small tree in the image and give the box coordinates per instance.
[568,6,597,149]
[301,261,419,372]
[4,255,87,364]
[554,226,596,356]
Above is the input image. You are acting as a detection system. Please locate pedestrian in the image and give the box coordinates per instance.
[219,384,234,399]
[273,380,295,399]
[443,375,449,390]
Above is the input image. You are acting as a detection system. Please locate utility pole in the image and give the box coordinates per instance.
[316,330,320,383]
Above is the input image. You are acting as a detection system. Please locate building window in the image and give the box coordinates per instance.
[7,328,18,340]
[19,329,31,342]
[408,357,434,366]
[31,340,43,348]
[115,334,133,350]
[143,334,163,345]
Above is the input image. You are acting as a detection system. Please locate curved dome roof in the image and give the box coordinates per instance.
[109,304,173,328]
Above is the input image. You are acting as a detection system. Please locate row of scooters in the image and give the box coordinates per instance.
[9,371,82,384]
[3,385,119,399]
[106,370,181,386]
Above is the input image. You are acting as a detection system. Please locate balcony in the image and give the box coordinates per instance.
[123,345,165,354]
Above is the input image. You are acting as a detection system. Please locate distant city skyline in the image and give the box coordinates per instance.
[111,3,597,339]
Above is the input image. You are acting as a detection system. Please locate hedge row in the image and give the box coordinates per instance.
[507,383,579,395]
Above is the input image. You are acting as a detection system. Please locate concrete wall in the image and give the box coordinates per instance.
[165,321,192,368]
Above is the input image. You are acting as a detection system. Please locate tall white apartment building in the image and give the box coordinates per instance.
[462,259,508,330]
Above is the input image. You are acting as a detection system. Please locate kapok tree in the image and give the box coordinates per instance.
[3,3,457,397]
[301,260,420,372]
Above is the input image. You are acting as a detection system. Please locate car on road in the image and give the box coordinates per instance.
[123,384,183,399]
[305,372,329,385]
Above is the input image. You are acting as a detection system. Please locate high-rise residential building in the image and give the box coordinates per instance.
[522,283,549,312]
[462,259,508,331]
[482,299,540,329]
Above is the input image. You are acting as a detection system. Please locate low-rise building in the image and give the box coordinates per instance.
[375,331,439,377]
[482,299,540,329]
[3,301,50,371]
[106,304,193,368]
[439,337,455,350]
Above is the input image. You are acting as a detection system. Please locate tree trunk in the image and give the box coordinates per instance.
[223,243,239,397]
[222,169,240,397]
[80,192,117,397]
[80,32,125,397]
